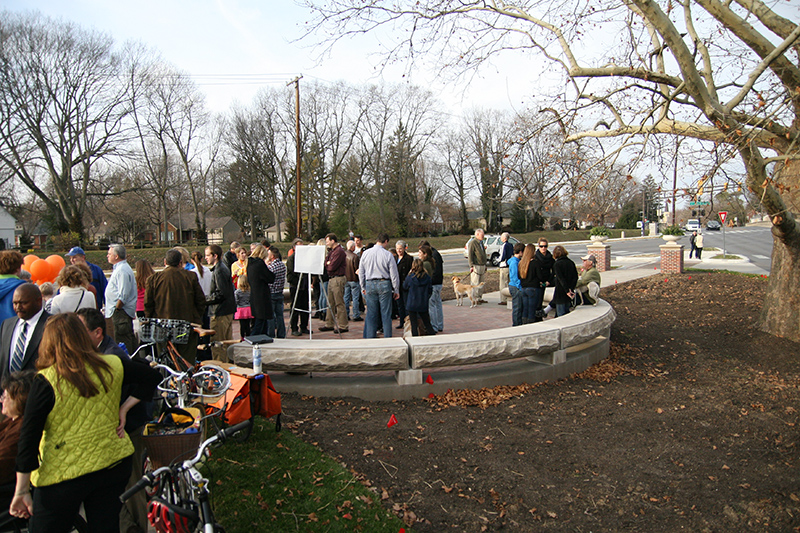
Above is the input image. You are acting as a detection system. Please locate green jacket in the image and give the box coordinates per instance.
[468,238,487,267]
[32,354,133,487]
[576,267,601,290]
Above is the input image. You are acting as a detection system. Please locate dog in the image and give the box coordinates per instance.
[451,276,485,308]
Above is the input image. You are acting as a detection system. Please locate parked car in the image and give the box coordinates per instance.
[684,219,702,232]
[706,220,722,231]
[463,234,521,266]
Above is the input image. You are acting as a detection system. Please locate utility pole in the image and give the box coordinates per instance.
[288,75,303,239]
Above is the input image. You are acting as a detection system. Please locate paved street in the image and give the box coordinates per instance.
[439,224,773,274]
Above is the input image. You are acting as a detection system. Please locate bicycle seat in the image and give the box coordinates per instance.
[193,327,216,338]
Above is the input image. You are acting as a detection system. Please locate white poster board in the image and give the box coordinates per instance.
[294,245,325,275]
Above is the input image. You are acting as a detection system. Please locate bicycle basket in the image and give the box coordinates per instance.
[140,318,169,343]
[148,497,199,533]
[143,407,204,468]
[166,320,192,345]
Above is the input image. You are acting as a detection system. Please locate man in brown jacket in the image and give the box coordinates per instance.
[144,248,206,363]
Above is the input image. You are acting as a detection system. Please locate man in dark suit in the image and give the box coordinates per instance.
[0,283,49,385]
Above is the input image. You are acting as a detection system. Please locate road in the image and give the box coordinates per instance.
[439,226,774,274]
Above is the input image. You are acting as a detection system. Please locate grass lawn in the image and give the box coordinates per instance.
[206,418,405,532]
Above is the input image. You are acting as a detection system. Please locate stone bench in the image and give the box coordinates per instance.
[226,300,615,399]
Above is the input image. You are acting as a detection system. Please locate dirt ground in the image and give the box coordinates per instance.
[282,272,800,531]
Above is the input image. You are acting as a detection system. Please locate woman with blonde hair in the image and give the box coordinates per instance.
[230,247,248,288]
[9,313,160,531]
[47,265,96,314]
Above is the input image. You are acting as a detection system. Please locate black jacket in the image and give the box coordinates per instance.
[247,256,275,320]
[431,247,444,286]
[552,256,579,305]
[397,253,413,290]
[207,261,236,317]
[533,250,555,287]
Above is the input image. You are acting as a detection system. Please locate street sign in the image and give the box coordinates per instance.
[719,211,728,224]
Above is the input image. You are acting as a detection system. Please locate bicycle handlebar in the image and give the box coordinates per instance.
[119,419,253,503]
[120,474,154,502]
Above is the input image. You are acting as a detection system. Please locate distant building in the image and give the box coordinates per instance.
[0,205,15,250]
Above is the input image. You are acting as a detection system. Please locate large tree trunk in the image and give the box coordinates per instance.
[760,225,800,341]
[742,147,800,342]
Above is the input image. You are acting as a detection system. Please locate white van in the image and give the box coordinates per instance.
[685,219,701,232]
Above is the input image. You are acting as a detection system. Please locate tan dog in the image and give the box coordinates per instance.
[452,276,485,308]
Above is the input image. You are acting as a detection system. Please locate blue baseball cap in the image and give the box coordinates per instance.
[65,246,86,257]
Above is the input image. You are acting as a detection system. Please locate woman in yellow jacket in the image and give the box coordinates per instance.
[8,313,160,532]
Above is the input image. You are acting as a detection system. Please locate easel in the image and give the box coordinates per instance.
[290,245,329,340]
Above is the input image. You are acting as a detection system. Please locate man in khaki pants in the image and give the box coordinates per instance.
[468,228,488,304]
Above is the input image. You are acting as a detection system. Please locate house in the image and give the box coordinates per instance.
[264,222,288,243]
[0,205,15,250]
[158,214,242,245]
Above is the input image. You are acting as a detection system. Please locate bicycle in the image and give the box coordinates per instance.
[121,420,252,533]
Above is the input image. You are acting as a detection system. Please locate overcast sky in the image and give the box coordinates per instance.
[0,0,550,116]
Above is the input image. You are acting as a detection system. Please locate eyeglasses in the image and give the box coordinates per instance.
[538,244,548,248]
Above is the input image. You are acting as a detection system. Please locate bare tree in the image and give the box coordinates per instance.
[0,11,133,239]
[434,128,475,233]
[301,0,800,341]
[463,109,512,232]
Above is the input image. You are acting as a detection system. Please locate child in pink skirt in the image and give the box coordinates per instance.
[234,272,253,339]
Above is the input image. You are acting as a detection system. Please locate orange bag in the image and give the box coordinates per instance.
[208,372,282,431]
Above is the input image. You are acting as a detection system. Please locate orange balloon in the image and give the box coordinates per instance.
[24,254,38,268]
[46,255,66,281]
[46,254,66,271]
[29,259,50,282]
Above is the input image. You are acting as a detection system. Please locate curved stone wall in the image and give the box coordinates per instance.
[228,301,616,389]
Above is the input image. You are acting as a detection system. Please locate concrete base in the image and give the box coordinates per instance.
[526,348,567,366]
[395,369,422,385]
[269,335,610,401]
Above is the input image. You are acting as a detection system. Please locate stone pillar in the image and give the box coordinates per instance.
[587,243,611,272]
[660,243,684,273]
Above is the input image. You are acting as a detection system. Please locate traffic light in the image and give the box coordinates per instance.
[692,210,697,216]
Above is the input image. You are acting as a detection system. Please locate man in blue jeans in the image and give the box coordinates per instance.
[358,233,400,338]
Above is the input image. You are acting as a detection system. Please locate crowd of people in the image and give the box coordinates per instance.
[0,231,600,531]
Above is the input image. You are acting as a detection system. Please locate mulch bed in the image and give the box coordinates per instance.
[282,272,800,531]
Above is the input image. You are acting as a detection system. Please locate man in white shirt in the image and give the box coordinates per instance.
[104,244,137,353]
[358,233,400,338]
